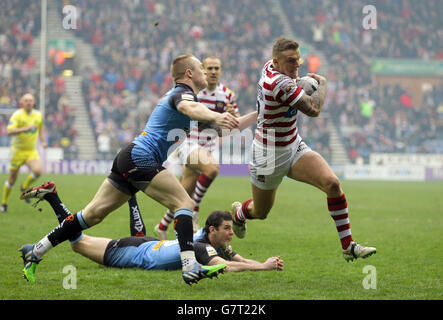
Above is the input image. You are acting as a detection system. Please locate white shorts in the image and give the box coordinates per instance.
[176,138,218,166]
[249,135,312,190]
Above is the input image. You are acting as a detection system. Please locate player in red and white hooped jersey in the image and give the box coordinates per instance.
[254,59,304,148]
[156,56,241,238]
[232,37,376,262]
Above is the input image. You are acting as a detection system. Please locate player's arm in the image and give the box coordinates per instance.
[294,73,327,117]
[38,123,47,148]
[177,100,239,130]
[208,254,284,272]
[206,110,257,137]
[7,116,36,135]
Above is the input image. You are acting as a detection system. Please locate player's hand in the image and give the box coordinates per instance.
[226,103,238,117]
[41,141,48,148]
[27,124,37,131]
[215,112,239,130]
[264,256,284,271]
[307,73,326,84]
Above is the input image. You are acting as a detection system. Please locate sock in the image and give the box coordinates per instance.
[234,199,253,223]
[159,209,174,231]
[173,208,196,268]
[2,181,12,205]
[128,195,146,237]
[180,250,197,271]
[192,173,214,214]
[43,192,82,243]
[42,211,89,252]
[44,193,72,223]
[327,193,353,250]
[22,172,37,190]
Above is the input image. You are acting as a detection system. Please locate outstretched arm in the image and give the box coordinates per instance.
[208,254,283,272]
[177,100,239,129]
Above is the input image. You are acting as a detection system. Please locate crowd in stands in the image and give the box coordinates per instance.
[65,0,287,159]
[1,0,441,164]
[282,0,442,163]
[0,0,77,157]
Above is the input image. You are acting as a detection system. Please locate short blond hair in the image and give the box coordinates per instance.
[171,54,196,82]
[202,56,222,68]
[272,37,299,59]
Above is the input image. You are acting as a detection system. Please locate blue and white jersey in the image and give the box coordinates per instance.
[132,83,198,166]
[129,231,212,270]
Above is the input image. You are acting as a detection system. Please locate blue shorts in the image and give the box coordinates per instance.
[103,236,158,268]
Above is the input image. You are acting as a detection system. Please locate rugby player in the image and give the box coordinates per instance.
[1,93,47,213]
[19,184,282,282]
[231,37,376,262]
[155,56,242,238]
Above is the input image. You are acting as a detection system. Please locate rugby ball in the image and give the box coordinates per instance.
[297,76,318,96]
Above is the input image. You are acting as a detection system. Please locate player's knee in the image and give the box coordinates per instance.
[324,176,341,195]
[32,170,42,178]
[253,207,270,220]
[203,163,219,179]
[170,196,194,212]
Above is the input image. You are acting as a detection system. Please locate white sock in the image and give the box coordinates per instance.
[180,250,197,271]
[33,236,53,259]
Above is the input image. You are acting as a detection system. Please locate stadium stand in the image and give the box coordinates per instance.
[0,0,77,156]
[281,0,442,163]
[1,0,441,164]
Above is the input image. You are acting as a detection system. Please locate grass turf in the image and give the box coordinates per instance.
[0,174,442,300]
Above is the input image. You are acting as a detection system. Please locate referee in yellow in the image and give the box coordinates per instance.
[1,93,47,212]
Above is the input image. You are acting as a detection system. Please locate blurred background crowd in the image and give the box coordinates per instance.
[0,0,441,163]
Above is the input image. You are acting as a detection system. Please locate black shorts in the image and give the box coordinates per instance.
[107,143,165,196]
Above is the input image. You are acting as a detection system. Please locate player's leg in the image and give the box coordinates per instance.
[155,167,196,239]
[144,169,225,284]
[288,151,376,260]
[231,185,278,238]
[1,167,19,212]
[70,234,112,265]
[187,147,219,230]
[128,195,146,237]
[20,179,130,280]
[156,146,218,235]
[21,155,43,191]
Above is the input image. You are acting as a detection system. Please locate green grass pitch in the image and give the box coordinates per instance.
[0,173,442,300]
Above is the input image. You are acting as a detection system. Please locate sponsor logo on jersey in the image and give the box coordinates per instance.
[206,246,218,257]
[181,93,195,101]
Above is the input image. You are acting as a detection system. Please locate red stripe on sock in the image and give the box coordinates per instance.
[159,223,168,231]
[242,199,253,219]
[337,224,351,232]
[198,173,214,188]
[331,213,349,221]
[327,194,346,205]
[341,235,353,249]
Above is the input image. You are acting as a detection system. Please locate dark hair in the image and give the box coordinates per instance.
[272,36,299,58]
[203,210,232,233]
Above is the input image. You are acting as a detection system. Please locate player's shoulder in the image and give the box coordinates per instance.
[32,109,43,118]
[218,83,235,97]
[10,108,24,118]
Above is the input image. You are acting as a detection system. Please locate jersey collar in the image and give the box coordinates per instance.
[175,82,194,93]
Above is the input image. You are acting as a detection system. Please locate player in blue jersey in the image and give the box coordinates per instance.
[19,184,283,279]
[18,54,240,285]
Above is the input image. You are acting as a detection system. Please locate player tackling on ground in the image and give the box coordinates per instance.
[18,183,282,282]
[231,37,376,261]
